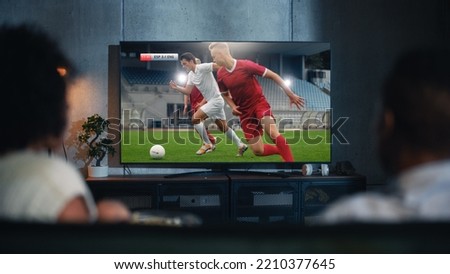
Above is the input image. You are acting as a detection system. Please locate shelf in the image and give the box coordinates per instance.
[86,174,366,224]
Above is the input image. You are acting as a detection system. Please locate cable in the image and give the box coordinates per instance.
[123,165,131,175]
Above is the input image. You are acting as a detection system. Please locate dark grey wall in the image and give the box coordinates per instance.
[295,0,448,184]
[1,0,448,184]
[124,0,292,41]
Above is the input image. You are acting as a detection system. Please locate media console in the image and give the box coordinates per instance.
[86,174,366,225]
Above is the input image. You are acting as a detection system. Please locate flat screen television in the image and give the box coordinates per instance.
[119,41,331,172]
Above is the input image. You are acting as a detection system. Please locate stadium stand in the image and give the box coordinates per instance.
[121,69,329,112]
[258,77,330,112]
[258,77,330,129]
[120,69,331,130]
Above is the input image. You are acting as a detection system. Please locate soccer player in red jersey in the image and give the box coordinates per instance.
[208,42,305,162]
[183,85,217,152]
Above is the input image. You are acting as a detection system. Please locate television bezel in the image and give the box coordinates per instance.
[115,40,332,171]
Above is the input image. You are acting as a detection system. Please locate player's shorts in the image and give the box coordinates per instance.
[239,100,273,141]
[199,96,226,121]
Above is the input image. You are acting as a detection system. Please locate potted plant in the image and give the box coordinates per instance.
[77,114,116,177]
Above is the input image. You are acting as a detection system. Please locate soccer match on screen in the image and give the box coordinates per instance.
[119,41,331,164]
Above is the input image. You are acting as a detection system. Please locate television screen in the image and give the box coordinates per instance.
[119,41,331,169]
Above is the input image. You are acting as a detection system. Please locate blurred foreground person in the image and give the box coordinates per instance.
[318,48,450,223]
[0,24,130,223]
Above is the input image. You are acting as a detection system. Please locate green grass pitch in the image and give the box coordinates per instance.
[120,129,331,163]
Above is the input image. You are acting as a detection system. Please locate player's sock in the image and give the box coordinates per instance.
[194,123,211,145]
[275,135,294,162]
[261,144,279,156]
[207,131,216,145]
[225,128,242,147]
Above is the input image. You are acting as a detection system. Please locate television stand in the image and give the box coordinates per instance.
[164,168,291,179]
[86,173,367,225]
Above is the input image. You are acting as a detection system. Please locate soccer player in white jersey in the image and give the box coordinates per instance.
[169,52,247,156]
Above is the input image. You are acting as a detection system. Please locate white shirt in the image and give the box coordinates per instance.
[317,160,450,224]
[187,63,221,102]
[0,150,98,223]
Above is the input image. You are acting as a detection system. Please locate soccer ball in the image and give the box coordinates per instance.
[149,145,165,160]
